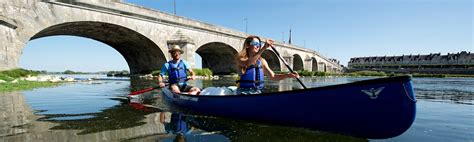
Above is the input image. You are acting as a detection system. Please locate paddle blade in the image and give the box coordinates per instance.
[128,87,159,96]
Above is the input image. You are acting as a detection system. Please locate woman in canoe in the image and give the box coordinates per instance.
[235,36,299,94]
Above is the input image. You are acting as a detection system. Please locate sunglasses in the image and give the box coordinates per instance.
[170,51,181,54]
[249,41,262,48]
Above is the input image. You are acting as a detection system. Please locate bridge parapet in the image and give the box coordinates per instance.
[46,0,247,39]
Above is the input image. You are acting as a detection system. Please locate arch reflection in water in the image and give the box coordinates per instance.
[127,96,365,142]
[152,111,366,142]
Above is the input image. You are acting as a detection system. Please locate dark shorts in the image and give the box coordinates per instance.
[169,84,194,92]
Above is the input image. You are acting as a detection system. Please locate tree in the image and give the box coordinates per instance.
[64,70,76,74]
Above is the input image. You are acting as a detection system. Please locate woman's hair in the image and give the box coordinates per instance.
[236,35,262,74]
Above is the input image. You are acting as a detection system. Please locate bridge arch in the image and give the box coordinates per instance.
[262,50,281,72]
[312,57,319,72]
[29,21,166,75]
[293,54,304,71]
[196,42,238,75]
[322,63,327,72]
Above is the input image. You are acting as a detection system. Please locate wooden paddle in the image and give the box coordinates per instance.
[270,46,307,89]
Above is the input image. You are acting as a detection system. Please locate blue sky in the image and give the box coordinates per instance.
[20,0,472,72]
[21,36,128,72]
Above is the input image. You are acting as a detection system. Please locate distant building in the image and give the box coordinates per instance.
[348,51,474,74]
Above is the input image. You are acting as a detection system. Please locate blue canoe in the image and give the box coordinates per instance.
[161,76,416,139]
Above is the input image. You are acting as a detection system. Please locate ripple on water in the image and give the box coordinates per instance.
[415,89,474,105]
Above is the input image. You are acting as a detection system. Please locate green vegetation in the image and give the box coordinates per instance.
[1,68,40,79]
[151,70,161,76]
[107,70,130,77]
[296,70,330,77]
[63,70,88,74]
[0,68,60,92]
[192,68,213,77]
[439,74,474,78]
[0,80,61,91]
[344,71,387,77]
[0,73,14,82]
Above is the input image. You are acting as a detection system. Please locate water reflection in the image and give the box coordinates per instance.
[126,93,365,141]
[126,102,366,142]
[158,112,367,142]
[0,88,364,141]
[0,91,37,138]
[413,78,474,105]
[1,75,473,141]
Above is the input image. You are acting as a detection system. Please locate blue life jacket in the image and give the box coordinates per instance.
[238,59,265,90]
[168,60,187,85]
[175,114,190,134]
[165,113,192,135]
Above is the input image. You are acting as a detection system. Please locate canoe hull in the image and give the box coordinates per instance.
[161,76,416,139]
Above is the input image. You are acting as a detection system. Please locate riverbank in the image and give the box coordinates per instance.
[0,69,65,92]
[0,81,62,92]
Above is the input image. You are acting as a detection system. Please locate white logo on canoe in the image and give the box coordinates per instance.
[361,87,385,99]
[179,95,198,102]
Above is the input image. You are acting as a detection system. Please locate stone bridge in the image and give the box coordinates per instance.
[0,0,343,75]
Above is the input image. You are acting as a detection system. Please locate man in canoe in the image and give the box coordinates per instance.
[236,36,299,94]
[158,45,201,95]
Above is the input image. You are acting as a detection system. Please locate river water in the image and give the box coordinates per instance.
[0,75,472,141]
